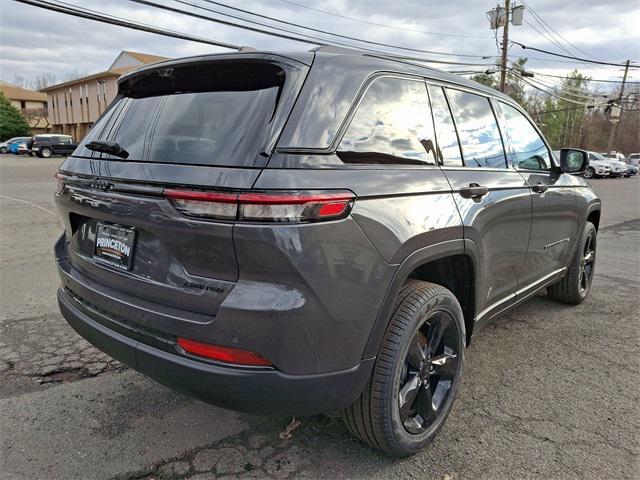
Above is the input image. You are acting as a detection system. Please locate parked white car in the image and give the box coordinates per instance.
[628,153,640,167]
[557,150,610,179]
[591,151,628,177]
[602,152,627,162]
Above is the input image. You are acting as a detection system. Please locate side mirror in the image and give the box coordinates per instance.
[559,148,588,174]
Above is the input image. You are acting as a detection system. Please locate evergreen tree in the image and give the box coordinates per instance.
[0,92,31,141]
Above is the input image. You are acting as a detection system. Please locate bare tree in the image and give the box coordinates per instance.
[32,73,58,90]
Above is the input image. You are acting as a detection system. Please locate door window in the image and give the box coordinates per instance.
[427,85,463,167]
[338,77,438,165]
[498,102,551,171]
[446,89,507,168]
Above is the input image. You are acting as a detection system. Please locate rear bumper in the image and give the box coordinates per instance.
[57,282,374,416]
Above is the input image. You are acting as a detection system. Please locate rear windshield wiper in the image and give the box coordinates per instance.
[85,140,129,159]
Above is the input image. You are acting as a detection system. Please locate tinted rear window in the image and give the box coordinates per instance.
[76,61,288,167]
[446,89,506,169]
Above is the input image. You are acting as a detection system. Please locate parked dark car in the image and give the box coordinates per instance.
[53,48,601,456]
[30,134,77,158]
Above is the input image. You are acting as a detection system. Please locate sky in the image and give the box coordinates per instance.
[1,0,639,91]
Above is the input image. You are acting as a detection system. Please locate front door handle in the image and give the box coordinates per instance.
[531,182,549,194]
[459,183,489,199]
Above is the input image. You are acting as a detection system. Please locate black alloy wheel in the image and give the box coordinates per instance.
[398,311,460,434]
[548,221,597,304]
[579,229,596,294]
[343,281,465,456]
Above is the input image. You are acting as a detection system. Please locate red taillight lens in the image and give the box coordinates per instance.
[177,338,272,366]
[163,189,355,223]
[164,189,238,220]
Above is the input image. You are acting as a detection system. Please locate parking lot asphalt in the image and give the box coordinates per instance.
[1,154,638,480]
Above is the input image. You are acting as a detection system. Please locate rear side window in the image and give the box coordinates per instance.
[427,85,463,167]
[446,89,506,168]
[338,77,438,165]
[498,102,550,171]
[76,61,293,167]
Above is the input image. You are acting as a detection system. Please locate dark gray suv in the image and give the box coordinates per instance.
[54,48,601,456]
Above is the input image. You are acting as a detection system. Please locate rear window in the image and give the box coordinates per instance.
[446,89,506,169]
[75,61,291,167]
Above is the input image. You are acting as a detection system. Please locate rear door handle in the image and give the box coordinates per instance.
[459,183,489,199]
[531,182,549,194]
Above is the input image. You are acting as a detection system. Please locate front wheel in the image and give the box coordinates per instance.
[343,281,465,456]
[583,167,595,179]
[548,221,597,304]
[39,147,52,158]
[0,147,6,154]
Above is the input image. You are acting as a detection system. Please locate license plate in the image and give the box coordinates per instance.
[94,223,136,271]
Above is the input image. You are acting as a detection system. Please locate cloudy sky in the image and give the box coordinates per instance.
[1,0,639,90]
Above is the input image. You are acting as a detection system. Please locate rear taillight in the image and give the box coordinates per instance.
[54,172,65,195]
[163,189,355,223]
[177,338,272,366]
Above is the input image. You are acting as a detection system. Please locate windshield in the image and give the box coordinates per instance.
[74,60,296,167]
[590,152,608,161]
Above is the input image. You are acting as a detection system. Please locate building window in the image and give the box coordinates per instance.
[20,100,26,109]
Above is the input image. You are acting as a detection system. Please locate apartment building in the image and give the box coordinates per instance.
[41,51,168,141]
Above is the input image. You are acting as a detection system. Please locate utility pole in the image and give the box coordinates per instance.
[499,0,511,93]
[606,59,630,153]
[488,2,522,92]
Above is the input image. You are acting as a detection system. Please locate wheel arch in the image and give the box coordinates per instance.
[362,239,477,359]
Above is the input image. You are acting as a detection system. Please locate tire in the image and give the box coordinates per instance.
[40,147,52,158]
[583,167,595,179]
[547,221,597,305]
[0,147,6,154]
[342,280,465,456]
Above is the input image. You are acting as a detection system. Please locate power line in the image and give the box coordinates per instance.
[130,0,496,67]
[514,73,603,101]
[275,0,490,39]
[192,0,495,59]
[521,18,607,73]
[528,70,640,85]
[520,0,601,61]
[510,41,639,68]
[509,71,608,106]
[13,0,241,49]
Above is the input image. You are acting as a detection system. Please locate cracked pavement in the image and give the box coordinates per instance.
[1,155,638,479]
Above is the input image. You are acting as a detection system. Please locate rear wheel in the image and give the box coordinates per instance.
[583,167,595,179]
[0,147,6,154]
[548,221,596,304]
[40,147,52,158]
[343,281,465,456]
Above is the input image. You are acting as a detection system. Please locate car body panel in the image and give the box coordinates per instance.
[442,169,531,319]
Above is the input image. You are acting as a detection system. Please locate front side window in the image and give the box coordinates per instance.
[499,102,551,171]
[446,89,506,168]
[338,77,437,165]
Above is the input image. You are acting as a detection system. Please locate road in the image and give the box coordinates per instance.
[1,154,638,480]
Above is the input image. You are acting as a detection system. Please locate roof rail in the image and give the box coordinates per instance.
[309,45,366,55]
